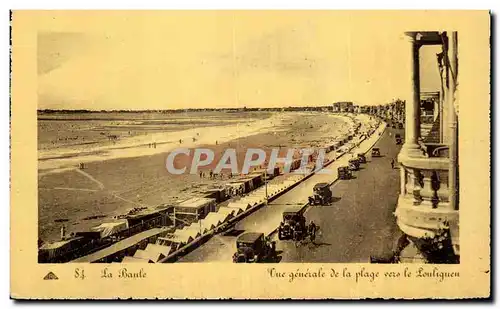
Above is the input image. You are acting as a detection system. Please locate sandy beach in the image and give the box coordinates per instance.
[38,111,277,173]
[38,111,355,242]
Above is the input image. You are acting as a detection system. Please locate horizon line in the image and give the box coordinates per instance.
[37,102,401,112]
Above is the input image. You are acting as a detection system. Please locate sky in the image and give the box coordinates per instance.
[35,11,442,110]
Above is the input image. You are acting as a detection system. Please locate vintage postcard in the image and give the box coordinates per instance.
[10,10,490,299]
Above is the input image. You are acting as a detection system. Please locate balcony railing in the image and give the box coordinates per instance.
[401,156,450,209]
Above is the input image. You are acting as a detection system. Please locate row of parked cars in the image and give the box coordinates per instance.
[231,121,387,263]
[336,148,380,180]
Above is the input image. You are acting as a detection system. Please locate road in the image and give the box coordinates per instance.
[178,119,394,263]
[276,126,404,262]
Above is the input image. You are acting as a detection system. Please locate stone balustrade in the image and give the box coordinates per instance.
[396,154,458,240]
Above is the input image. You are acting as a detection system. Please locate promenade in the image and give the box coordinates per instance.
[276,125,403,262]
[178,120,391,263]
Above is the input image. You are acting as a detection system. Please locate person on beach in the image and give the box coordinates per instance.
[179,139,182,144]
[309,221,317,244]
[391,158,395,169]
[199,170,203,179]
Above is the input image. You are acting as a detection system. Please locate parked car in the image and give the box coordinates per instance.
[308,183,333,206]
[371,147,382,157]
[278,206,307,240]
[232,232,277,263]
[338,166,352,180]
[357,153,367,163]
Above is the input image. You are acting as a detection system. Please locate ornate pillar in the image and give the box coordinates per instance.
[447,31,459,211]
[401,32,423,157]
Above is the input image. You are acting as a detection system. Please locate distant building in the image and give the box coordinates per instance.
[332,101,354,113]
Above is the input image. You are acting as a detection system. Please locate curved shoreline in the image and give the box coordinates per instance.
[38,112,354,175]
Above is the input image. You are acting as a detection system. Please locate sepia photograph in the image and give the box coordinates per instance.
[10,9,490,299]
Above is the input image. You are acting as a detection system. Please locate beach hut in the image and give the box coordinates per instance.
[247,170,264,182]
[38,237,88,263]
[225,182,245,196]
[230,178,254,193]
[247,173,264,187]
[124,207,172,229]
[201,188,228,203]
[174,197,216,224]
[91,220,129,239]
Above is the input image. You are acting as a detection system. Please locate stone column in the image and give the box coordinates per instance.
[401,32,423,157]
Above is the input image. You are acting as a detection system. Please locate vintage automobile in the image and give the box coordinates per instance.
[371,147,382,157]
[398,123,404,129]
[278,206,307,241]
[395,133,402,145]
[338,166,352,180]
[308,183,333,206]
[348,158,361,171]
[232,232,277,263]
[356,153,367,164]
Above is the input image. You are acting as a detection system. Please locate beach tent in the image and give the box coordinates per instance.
[224,206,244,217]
[91,220,129,238]
[183,223,209,235]
[206,212,230,225]
[169,233,194,245]
[156,233,193,248]
[133,249,165,263]
[198,220,216,232]
[201,217,221,230]
[215,209,234,222]
[227,202,251,211]
[155,237,180,252]
[216,207,237,218]
[239,196,261,207]
[145,243,172,257]
[175,228,200,240]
